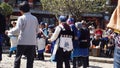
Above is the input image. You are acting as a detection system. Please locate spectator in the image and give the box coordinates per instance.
[0,13,6,62]
[40,22,48,38]
[88,25,95,40]
[47,24,55,53]
[6,1,39,68]
[106,35,115,57]
[7,21,18,57]
[36,22,47,60]
[91,35,102,48]
[95,26,103,38]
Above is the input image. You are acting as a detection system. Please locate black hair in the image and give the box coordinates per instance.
[18,1,30,12]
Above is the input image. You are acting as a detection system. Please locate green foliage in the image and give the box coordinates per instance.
[0,2,13,16]
[0,7,3,13]
[41,0,106,20]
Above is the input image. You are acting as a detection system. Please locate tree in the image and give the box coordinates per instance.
[41,0,106,21]
[0,2,13,29]
[0,2,13,17]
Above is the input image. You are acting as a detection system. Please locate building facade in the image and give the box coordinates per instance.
[1,0,56,25]
[81,0,118,29]
[0,0,118,28]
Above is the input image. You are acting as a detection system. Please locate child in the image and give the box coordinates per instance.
[36,23,46,60]
[7,21,18,57]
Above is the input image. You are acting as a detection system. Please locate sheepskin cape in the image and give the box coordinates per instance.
[107,0,120,33]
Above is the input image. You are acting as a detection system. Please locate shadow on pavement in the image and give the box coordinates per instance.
[89,66,102,68]
[2,45,10,54]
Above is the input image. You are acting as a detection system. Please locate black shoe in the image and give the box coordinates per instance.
[37,53,44,60]
[8,52,13,57]
[8,55,11,57]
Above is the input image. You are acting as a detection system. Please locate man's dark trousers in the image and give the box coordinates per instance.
[14,45,36,68]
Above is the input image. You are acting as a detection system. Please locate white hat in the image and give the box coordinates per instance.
[11,21,17,24]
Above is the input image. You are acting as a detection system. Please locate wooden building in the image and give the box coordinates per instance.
[2,0,56,25]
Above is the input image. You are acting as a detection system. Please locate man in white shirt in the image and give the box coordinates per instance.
[6,1,39,68]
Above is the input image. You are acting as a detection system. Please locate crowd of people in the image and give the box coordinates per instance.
[4,16,115,68]
[0,1,119,68]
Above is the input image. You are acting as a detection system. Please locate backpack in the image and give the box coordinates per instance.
[59,26,73,51]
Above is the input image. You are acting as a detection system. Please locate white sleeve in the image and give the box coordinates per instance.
[8,17,23,35]
[35,19,39,34]
[50,26,61,42]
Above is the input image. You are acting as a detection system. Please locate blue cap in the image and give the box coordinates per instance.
[67,18,74,24]
[59,15,67,22]
[69,18,74,22]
